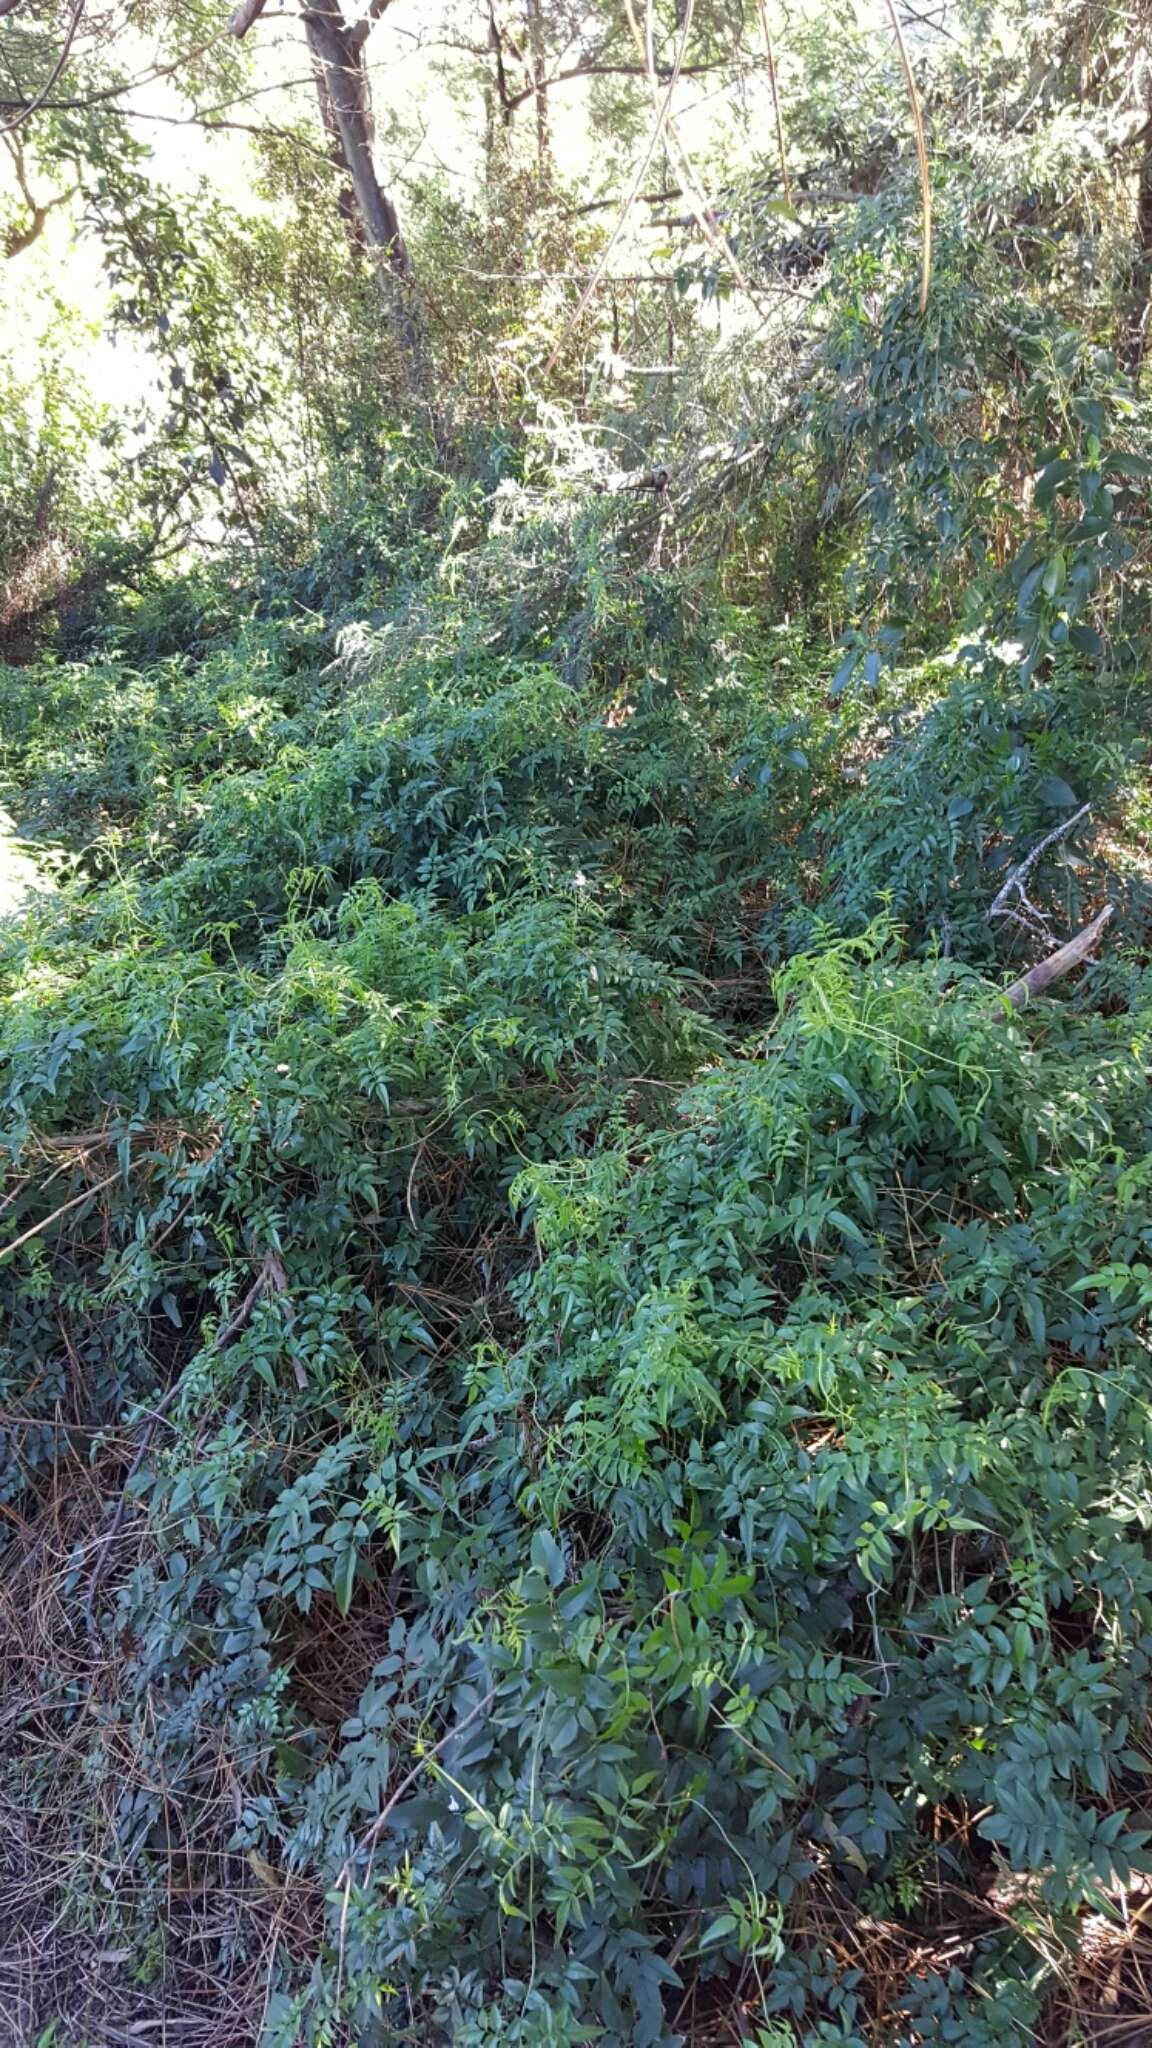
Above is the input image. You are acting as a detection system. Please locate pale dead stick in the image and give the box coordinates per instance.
[622,0,760,309]
[335,1685,498,1999]
[0,1170,121,1266]
[884,0,933,313]
[1004,902,1113,1007]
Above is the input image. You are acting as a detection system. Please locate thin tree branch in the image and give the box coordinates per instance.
[346,1687,499,1866]
[757,0,792,207]
[884,0,932,313]
[502,56,721,113]
[0,0,85,136]
[623,0,759,308]
[988,802,1092,927]
[0,94,340,164]
[0,1170,120,1266]
[568,183,681,217]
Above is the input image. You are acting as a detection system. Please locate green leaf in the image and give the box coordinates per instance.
[947,794,974,820]
[1033,456,1076,504]
[530,1526,567,1588]
[1104,451,1152,480]
[1036,774,1079,808]
[332,1542,359,1617]
[274,1741,313,1779]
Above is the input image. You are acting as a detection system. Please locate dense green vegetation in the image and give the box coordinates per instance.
[4,1,1152,2042]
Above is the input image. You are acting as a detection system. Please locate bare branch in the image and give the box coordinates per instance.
[757,0,792,207]
[502,57,721,113]
[543,0,697,374]
[884,0,932,313]
[346,1687,499,1867]
[987,802,1092,929]
[622,0,759,309]
[0,0,86,136]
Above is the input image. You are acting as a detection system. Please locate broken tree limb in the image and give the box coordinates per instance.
[227,0,270,37]
[1004,903,1113,1008]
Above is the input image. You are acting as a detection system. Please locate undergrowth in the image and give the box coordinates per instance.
[2,511,1152,2047]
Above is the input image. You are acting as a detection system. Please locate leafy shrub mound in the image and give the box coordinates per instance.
[2,556,1152,2046]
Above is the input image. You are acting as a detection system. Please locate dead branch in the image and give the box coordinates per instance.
[884,0,932,312]
[0,1170,121,1266]
[543,0,696,374]
[987,801,1092,939]
[1004,903,1113,1008]
[623,0,759,310]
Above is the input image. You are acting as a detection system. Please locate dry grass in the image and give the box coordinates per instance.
[0,1472,323,2048]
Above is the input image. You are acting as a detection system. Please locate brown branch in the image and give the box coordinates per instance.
[0,1170,120,1265]
[1004,904,1113,1007]
[757,0,792,208]
[3,178,79,257]
[502,57,720,113]
[0,96,339,164]
[884,0,932,313]
[568,183,681,217]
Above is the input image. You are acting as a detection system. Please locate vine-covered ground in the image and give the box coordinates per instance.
[2,512,1152,2042]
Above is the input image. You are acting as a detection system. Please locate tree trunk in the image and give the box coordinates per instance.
[1124,124,1152,381]
[1124,20,1152,381]
[301,0,433,404]
[312,64,368,254]
[526,0,549,169]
